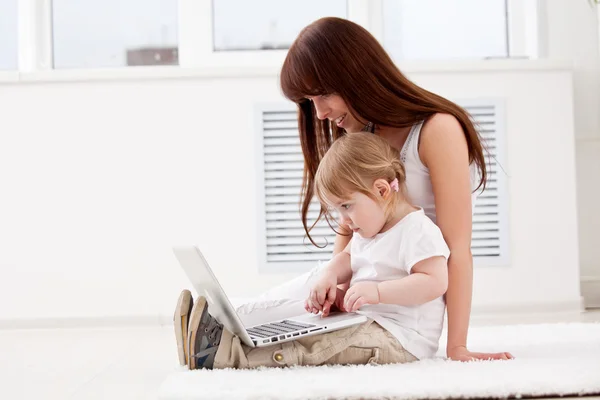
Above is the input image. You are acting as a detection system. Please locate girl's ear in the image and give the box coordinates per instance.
[373,178,391,198]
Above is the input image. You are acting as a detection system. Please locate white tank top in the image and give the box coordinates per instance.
[399,121,479,224]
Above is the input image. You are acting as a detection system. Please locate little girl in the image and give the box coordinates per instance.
[174,133,450,369]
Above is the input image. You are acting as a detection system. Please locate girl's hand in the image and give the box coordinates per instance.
[321,288,347,317]
[305,271,338,314]
[447,345,514,361]
[344,282,380,312]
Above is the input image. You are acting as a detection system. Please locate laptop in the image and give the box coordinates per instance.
[173,246,368,348]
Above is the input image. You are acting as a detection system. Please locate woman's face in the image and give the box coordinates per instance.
[306,94,365,133]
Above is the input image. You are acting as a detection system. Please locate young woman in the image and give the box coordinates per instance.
[277,17,513,362]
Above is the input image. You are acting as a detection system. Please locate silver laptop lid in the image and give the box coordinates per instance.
[172,246,256,347]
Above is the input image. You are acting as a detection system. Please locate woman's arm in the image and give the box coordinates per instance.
[420,113,513,361]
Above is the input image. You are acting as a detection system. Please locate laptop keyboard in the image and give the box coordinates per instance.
[247,320,316,338]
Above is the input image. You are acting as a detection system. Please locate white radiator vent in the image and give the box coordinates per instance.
[464,100,509,266]
[255,100,508,271]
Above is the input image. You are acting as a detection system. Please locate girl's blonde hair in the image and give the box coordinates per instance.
[314,133,407,233]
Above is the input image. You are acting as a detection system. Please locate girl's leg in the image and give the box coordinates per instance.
[173,289,194,366]
[213,320,417,369]
[254,261,327,301]
[177,262,327,368]
[235,262,326,327]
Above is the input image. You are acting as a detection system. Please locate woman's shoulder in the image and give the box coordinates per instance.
[418,113,468,167]
[421,113,463,139]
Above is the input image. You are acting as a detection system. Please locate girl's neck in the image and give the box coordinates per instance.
[379,202,419,233]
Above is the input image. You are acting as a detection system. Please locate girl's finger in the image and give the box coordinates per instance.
[311,291,322,311]
[322,301,331,317]
[352,297,366,312]
[343,289,353,305]
[345,293,359,312]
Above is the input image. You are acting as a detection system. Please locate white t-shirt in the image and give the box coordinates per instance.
[350,208,450,360]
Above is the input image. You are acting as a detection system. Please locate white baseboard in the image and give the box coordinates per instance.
[471,298,584,316]
[0,299,588,330]
[0,314,174,330]
[581,276,600,309]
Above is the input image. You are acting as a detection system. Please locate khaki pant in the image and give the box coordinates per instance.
[213,319,417,369]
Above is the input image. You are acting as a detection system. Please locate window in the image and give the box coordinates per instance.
[212,0,347,51]
[52,0,178,68]
[10,0,537,72]
[382,0,509,61]
[0,0,18,70]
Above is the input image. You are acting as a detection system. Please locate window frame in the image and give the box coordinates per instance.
[0,0,19,70]
[185,0,538,67]
[11,0,539,76]
[18,0,53,71]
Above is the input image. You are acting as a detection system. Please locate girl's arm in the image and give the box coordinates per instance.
[333,226,352,256]
[377,256,448,305]
[324,248,353,285]
[420,113,513,361]
[307,241,352,315]
[333,227,353,292]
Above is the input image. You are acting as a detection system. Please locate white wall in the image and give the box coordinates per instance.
[0,62,581,324]
[541,0,600,307]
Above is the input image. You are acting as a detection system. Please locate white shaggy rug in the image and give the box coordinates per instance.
[158,323,600,399]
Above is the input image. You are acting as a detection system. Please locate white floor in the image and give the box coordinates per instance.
[1,310,599,400]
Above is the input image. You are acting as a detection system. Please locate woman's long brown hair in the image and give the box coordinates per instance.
[280,17,487,246]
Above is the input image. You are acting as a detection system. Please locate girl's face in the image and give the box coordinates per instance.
[306,94,365,133]
[327,191,387,239]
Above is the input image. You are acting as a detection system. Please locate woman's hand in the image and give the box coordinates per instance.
[447,345,514,361]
